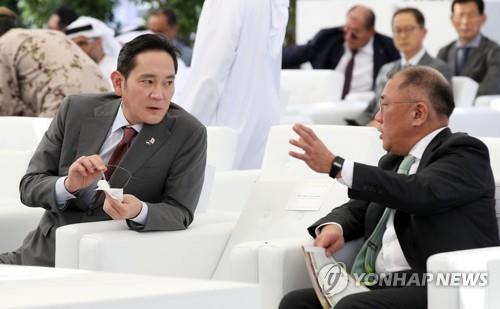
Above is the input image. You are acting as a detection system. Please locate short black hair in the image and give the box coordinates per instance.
[117,33,179,78]
[393,66,454,118]
[393,7,425,27]
[0,6,16,36]
[152,8,178,27]
[54,6,80,30]
[452,0,484,15]
[348,5,376,30]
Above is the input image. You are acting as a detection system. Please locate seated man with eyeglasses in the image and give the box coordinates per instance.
[280,66,499,309]
[282,5,399,99]
[0,34,207,267]
[349,7,451,127]
[438,0,500,96]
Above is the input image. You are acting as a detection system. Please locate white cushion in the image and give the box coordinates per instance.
[281,70,344,105]
[0,150,32,199]
[452,76,478,107]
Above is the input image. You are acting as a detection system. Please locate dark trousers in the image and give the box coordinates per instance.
[279,285,427,309]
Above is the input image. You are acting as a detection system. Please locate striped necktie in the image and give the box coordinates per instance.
[350,154,416,280]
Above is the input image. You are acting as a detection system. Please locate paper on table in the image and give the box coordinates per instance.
[96,180,124,202]
[286,180,331,211]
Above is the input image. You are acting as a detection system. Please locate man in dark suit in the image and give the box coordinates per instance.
[0,34,207,267]
[282,5,399,96]
[438,0,500,96]
[352,7,451,126]
[280,66,499,309]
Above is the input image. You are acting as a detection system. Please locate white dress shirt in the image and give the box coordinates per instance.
[335,37,374,93]
[400,47,426,67]
[54,105,149,224]
[318,127,447,273]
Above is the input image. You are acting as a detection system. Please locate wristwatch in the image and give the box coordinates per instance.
[329,156,345,178]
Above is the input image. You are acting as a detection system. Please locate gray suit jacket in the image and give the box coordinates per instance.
[2,93,207,266]
[437,35,500,96]
[353,52,452,125]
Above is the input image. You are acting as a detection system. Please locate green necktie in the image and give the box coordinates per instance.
[350,154,416,282]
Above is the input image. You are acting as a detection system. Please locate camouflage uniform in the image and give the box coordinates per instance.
[0,29,110,117]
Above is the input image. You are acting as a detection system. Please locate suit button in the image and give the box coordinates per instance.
[87,209,95,216]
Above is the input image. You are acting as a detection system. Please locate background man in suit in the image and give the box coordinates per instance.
[148,8,193,66]
[282,5,399,98]
[280,66,499,309]
[0,34,207,267]
[351,7,451,126]
[438,0,500,95]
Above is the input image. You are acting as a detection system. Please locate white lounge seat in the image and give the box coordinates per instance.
[281,70,344,106]
[452,76,479,107]
[55,125,385,309]
[449,107,500,137]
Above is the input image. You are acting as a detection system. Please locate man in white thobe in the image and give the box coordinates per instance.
[180,0,289,169]
[65,16,122,88]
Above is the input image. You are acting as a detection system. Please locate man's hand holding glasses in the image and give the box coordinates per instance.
[64,155,107,194]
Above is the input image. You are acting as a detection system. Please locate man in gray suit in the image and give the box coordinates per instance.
[350,8,451,126]
[0,34,207,267]
[438,0,500,96]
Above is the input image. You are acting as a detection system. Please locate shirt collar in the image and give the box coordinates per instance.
[110,104,143,134]
[400,48,426,66]
[344,37,374,56]
[408,126,447,160]
[360,37,374,56]
[456,33,482,48]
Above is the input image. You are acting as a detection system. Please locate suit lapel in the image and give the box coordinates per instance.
[449,46,458,75]
[417,52,432,66]
[76,99,120,158]
[108,116,175,189]
[417,128,451,172]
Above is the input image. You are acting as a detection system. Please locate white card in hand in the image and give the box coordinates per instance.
[96,180,124,202]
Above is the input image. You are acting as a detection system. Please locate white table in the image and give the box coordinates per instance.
[0,265,261,308]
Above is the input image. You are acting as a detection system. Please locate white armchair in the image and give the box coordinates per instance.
[281,70,344,106]
[298,101,369,125]
[449,107,500,137]
[229,237,363,309]
[0,116,52,151]
[0,125,238,258]
[0,117,51,252]
[206,126,238,171]
[0,150,44,252]
[55,125,384,309]
[475,95,500,107]
[452,76,479,107]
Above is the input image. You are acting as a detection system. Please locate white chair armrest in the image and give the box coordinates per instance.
[79,220,236,278]
[345,91,375,103]
[55,220,127,269]
[299,102,369,124]
[475,95,500,107]
[427,246,500,309]
[229,237,363,309]
[55,210,238,269]
[0,201,44,252]
[487,258,500,308]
